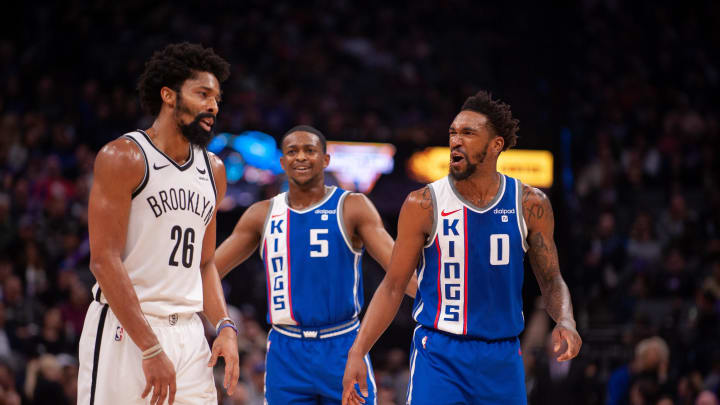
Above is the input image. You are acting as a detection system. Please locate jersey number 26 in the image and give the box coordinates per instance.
[169,225,195,268]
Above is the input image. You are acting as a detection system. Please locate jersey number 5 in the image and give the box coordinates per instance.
[310,229,328,257]
[169,225,195,268]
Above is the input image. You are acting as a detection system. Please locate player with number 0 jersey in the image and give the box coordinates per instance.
[215,125,416,405]
[342,91,582,405]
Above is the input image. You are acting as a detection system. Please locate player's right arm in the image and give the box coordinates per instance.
[342,187,433,405]
[88,138,176,405]
[214,200,269,278]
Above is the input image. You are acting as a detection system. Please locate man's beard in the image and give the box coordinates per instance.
[449,143,488,181]
[175,95,215,148]
[179,114,215,148]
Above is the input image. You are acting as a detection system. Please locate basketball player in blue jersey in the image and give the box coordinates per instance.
[342,91,582,405]
[78,43,239,405]
[215,125,417,405]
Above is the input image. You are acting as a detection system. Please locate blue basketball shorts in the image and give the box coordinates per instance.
[265,320,377,405]
[405,325,526,405]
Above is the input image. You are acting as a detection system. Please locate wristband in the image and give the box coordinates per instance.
[217,322,238,336]
[141,343,161,357]
[142,347,163,360]
[215,317,236,332]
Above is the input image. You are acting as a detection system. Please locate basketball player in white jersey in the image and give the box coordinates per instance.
[77,43,239,405]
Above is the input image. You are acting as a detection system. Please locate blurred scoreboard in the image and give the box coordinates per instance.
[407,147,554,188]
[326,141,396,193]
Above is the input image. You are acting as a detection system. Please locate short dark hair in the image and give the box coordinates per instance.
[137,42,231,116]
[281,125,327,153]
[461,90,519,150]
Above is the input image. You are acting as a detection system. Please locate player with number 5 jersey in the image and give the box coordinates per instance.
[215,125,417,405]
[342,91,582,405]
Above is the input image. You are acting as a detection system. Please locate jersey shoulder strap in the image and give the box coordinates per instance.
[121,131,149,198]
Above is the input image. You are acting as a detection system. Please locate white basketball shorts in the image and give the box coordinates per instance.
[77,301,217,404]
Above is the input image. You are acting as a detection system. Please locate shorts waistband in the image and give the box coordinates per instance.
[144,312,196,327]
[420,325,517,343]
[92,299,196,327]
[272,318,359,339]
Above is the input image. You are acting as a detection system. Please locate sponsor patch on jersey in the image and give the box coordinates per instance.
[315,209,335,221]
[114,326,124,341]
[493,208,515,215]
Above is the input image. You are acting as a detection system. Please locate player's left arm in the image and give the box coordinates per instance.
[522,184,581,362]
[199,153,239,394]
[344,193,417,298]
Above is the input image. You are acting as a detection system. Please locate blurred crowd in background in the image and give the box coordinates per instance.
[1,1,719,404]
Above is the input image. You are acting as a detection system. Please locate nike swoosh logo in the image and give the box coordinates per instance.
[197,167,206,174]
[271,213,285,218]
[441,208,461,216]
[153,163,170,170]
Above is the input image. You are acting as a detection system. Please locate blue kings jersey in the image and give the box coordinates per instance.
[259,187,364,326]
[412,174,529,339]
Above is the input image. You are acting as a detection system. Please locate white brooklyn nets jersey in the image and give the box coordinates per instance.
[91,130,217,317]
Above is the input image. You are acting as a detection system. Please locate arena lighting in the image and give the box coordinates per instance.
[209,135,396,192]
[407,147,554,188]
[325,141,396,193]
[209,131,284,184]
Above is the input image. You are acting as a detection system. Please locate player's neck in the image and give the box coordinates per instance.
[287,181,330,210]
[145,116,192,165]
[452,166,502,208]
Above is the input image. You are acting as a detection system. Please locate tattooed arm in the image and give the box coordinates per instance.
[522,184,582,361]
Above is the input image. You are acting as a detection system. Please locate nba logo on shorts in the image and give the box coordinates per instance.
[421,336,428,349]
[169,313,178,326]
[114,326,124,341]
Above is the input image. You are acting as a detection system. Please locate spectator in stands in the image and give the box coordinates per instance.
[24,354,69,405]
[607,336,670,405]
[626,212,661,273]
[696,390,719,405]
[529,335,603,405]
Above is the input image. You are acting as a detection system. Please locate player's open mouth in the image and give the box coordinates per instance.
[199,118,214,131]
[294,166,310,173]
[450,152,465,166]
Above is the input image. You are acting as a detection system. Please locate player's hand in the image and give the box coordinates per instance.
[141,350,176,405]
[342,349,368,405]
[209,327,239,396]
[552,321,582,362]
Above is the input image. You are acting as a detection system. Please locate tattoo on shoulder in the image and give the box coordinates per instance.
[420,186,433,210]
[522,185,553,223]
